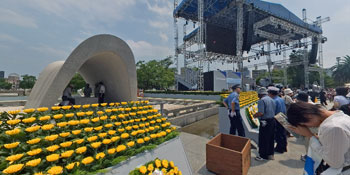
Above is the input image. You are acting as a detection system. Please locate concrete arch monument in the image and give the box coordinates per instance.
[26,34,137,108]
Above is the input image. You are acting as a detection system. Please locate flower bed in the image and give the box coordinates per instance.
[129,158,182,175]
[0,101,178,175]
[220,91,259,108]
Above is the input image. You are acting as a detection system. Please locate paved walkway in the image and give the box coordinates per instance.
[180,115,307,175]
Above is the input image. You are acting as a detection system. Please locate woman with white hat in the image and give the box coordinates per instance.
[283,88,294,110]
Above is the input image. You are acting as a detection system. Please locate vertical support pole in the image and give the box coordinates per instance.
[266,41,272,84]
[198,0,205,90]
[317,17,325,89]
[302,9,309,89]
[173,0,179,90]
[283,50,288,86]
[236,0,244,88]
[183,23,187,68]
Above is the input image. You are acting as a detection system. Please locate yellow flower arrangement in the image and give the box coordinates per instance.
[108,148,116,154]
[100,103,107,107]
[82,157,94,165]
[102,139,111,145]
[94,126,103,131]
[45,134,59,141]
[91,117,100,123]
[26,158,41,167]
[46,154,60,162]
[137,138,144,144]
[91,103,99,107]
[60,141,73,148]
[83,104,90,109]
[53,114,63,119]
[27,148,42,156]
[74,139,85,144]
[51,106,61,111]
[116,145,127,152]
[144,137,150,142]
[100,115,108,120]
[121,133,129,139]
[42,124,54,131]
[118,114,125,119]
[87,136,98,142]
[6,153,24,162]
[111,136,120,142]
[139,165,147,174]
[7,119,21,125]
[105,109,112,113]
[39,115,51,121]
[84,127,93,132]
[22,117,36,123]
[85,111,94,115]
[23,108,35,113]
[118,128,125,133]
[95,152,105,160]
[73,105,81,109]
[68,120,79,126]
[4,142,20,149]
[104,123,113,128]
[66,162,77,170]
[25,125,41,132]
[127,141,135,147]
[91,142,102,149]
[79,118,90,125]
[109,102,115,106]
[131,131,138,136]
[47,166,63,175]
[155,159,161,168]
[75,146,87,154]
[27,138,41,145]
[46,145,60,152]
[37,107,49,112]
[5,128,21,136]
[65,113,74,118]
[72,130,82,135]
[61,150,74,158]
[97,111,104,115]
[59,132,70,138]
[2,164,24,174]
[108,130,116,135]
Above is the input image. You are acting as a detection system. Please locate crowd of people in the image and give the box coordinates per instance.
[224,85,350,174]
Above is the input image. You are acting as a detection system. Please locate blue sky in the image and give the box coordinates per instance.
[0,0,349,77]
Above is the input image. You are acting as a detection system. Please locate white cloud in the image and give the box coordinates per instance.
[126,40,172,59]
[159,32,169,42]
[0,34,21,43]
[332,4,350,25]
[29,45,69,59]
[149,20,169,29]
[0,8,37,28]
[146,0,172,17]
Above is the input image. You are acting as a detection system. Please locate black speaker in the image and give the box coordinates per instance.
[243,10,255,52]
[309,37,318,64]
[204,71,214,91]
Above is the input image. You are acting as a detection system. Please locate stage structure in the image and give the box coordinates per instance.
[173,0,328,90]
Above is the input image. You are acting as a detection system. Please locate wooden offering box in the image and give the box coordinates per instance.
[206,133,251,175]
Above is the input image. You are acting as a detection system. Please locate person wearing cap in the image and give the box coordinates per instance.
[268,86,288,154]
[283,88,294,110]
[254,87,276,161]
[223,84,245,137]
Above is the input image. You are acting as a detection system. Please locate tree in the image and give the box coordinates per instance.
[69,73,86,91]
[0,78,12,90]
[136,57,175,90]
[332,55,350,86]
[19,75,36,90]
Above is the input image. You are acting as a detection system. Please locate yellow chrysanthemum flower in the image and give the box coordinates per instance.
[74,139,85,144]
[147,164,154,172]
[53,114,63,119]
[73,105,81,109]
[79,119,90,124]
[72,130,82,135]
[37,107,49,112]
[116,145,127,152]
[61,150,74,158]
[170,161,175,168]
[47,166,63,175]
[6,154,24,162]
[131,131,138,136]
[91,103,99,107]
[39,115,51,121]
[45,134,59,142]
[82,157,94,165]
[108,148,116,154]
[91,142,101,149]
[139,165,147,174]
[25,158,41,167]
[127,141,135,147]
[94,126,103,131]
[118,128,125,133]
[75,146,87,154]
[22,117,36,123]
[7,119,21,125]
[46,145,60,152]
[41,124,54,131]
[121,133,129,139]
[34,172,44,175]
[27,148,42,156]
[60,141,73,148]
[23,108,35,113]
[100,115,108,120]
[87,136,98,142]
[155,159,161,168]
[5,128,21,136]
[110,115,117,120]
[51,106,61,111]
[111,136,120,142]
[97,111,104,115]
[62,106,71,110]
[27,138,41,145]
[59,132,70,138]
[2,164,24,174]
[162,160,169,168]
[84,127,93,132]
[83,104,90,109]
[4,142,20,149]
[95,152,105,160]
[100,103,107,107]
[65,113,74,118]
[102,139,111,145]
[150,134,157,139]
[46,154,60,162]
[108,130,116,135]
[68,120,79,126]
[25,125,40,133]
[137,138,144,144]
[105,109,112,113]
[144,137,150,142]
[104,123,113,128]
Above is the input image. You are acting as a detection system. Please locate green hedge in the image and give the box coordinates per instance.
[144,90,229,96]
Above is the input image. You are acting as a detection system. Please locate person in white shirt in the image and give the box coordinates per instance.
[287,102,350,174]
[333,87,350,109]
[98,82,106,103]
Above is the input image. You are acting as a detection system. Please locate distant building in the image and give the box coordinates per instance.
[242,67,250,78]
[252,69,267,80]
[0,71,4,79]
[7,73,20,89]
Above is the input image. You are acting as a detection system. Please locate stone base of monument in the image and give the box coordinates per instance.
[219,107,259,144]
[98,137,192,175]
[206,133,251,175]
[74,97,98,105]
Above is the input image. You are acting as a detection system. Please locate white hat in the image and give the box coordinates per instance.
[284,88,293,95]
[267,86,280,92]
[258,87,268,95]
